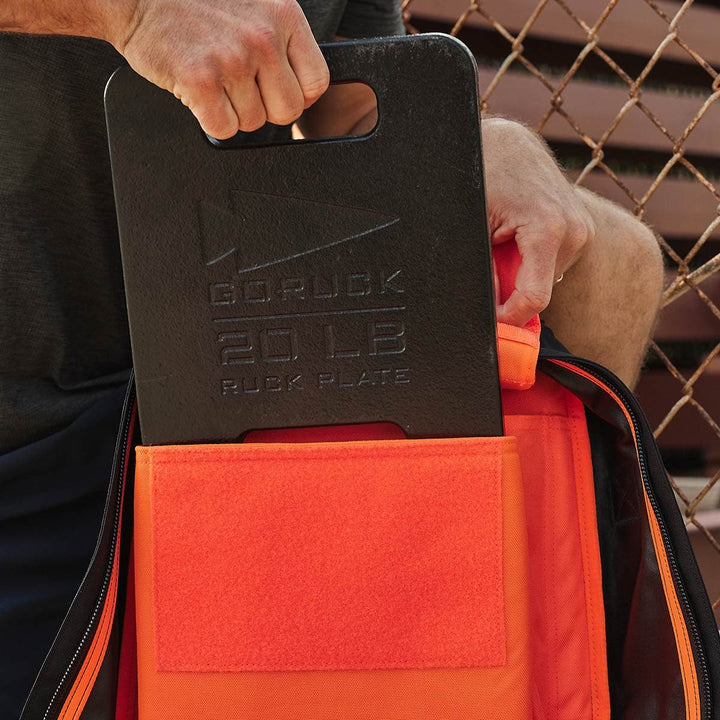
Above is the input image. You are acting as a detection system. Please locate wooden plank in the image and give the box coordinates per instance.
[476,67,720,157]
[408,0,720,69]
[654,274,720,341]
[686,513,720,625]
[635,363,720,451]
[566,170,720,240]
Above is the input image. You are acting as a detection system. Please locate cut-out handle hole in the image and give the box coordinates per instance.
[209,82,377,148]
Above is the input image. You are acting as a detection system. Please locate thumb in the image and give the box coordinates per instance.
[495,227,558,326]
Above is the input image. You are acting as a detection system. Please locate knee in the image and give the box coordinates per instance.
[623,221,665,310]
[573,187,665,313]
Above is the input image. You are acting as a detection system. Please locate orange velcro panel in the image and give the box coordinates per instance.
[134,437,531,719]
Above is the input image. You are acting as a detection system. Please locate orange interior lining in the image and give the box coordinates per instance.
[505,372,609,720]
[134,437,532,719]
[58,412,136,720]
[551,359,700,720]
[59,555,120,720]
[115,550,139,720]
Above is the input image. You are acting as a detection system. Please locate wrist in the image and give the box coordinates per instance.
[77,0,142,50]
[99,0,142,50]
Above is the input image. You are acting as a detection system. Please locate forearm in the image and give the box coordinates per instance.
[0,0,132,45]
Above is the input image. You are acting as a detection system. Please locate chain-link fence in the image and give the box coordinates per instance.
[404,0,720,621]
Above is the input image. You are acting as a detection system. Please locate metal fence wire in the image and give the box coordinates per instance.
[403,0,720,620]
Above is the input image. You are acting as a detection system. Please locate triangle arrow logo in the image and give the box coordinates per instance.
[199,191,399,273]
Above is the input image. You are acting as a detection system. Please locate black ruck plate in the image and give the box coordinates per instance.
[105,33,502,443]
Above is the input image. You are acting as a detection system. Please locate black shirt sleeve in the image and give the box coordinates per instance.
[337,0,406,38]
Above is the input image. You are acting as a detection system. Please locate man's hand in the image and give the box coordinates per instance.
[0,0,330,140]
[112,0,329,139]
[482,117,595,326]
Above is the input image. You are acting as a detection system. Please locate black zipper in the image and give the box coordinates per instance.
[43,384,137,720]
[550,355,711,717]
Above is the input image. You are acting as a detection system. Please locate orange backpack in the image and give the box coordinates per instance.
[21,265,720,720]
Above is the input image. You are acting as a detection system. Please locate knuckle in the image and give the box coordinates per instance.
[249,26,281,62]
[213,45,251,74]
[267,85,305,125]
[199,45,252,76]
[539,210,568,241]
[202,117,238,140]
[584,216,597,245]
[197,104,237,139]
[567,217,589,248]
[179,63,221,98]
[215,126,239,141]
[517,286,552,315]
[585,218,597,242]
[568,211,595,258]
[239,107,267,132]
[302,69,330,101]
[269,104,303,126]
[230,46,252,72]
[275,0,302,22]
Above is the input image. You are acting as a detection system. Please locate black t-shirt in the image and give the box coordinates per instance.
[0,1,404,453]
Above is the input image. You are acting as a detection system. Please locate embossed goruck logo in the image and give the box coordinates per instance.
[198,190,399,272]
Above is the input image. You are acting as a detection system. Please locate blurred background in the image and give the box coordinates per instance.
[403,0,720,623]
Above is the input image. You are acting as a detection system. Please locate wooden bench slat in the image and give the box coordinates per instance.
[409,0,720,69]
[476,67,720,156]
[635,366,720,449]
[654,274,720,341]
[566,170,720,240]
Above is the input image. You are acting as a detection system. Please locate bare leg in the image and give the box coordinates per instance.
[541,187,664,389]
